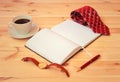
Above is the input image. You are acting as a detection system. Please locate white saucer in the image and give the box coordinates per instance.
[8,23,39,39]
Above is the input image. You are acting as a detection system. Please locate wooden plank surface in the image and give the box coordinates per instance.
[0,0,120,82]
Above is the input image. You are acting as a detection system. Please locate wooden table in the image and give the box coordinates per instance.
[0,0,120,82]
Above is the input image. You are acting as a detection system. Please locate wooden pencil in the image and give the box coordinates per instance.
[77,54,100,72]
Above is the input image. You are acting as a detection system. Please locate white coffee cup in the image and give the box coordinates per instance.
[9,15,33,34]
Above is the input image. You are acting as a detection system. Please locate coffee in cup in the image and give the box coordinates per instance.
[15,19,30,24]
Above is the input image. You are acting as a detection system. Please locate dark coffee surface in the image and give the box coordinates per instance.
[15,19,30,24]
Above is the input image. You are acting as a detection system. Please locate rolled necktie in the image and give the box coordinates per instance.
[71,6,110,35]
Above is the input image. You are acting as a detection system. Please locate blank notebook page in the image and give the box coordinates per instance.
[25,29,81,64]
[51,20,101,47]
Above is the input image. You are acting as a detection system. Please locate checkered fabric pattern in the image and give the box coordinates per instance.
[71,6,110,35]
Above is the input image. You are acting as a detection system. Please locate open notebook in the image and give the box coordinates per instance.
[25,20,100,64]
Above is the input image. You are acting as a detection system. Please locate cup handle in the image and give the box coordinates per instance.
[8,22,13,27]
[8,22,16,31]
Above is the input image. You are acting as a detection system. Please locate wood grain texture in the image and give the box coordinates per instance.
[0,0,120,82]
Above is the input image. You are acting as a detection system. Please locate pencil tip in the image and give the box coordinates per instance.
[77,69,81,72]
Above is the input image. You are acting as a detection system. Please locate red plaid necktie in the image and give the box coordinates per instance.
[71,6,110,35]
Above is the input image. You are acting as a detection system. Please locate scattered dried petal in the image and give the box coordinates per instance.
[21,57,39,66]
[47,63,70,77]
[4,47,19,60]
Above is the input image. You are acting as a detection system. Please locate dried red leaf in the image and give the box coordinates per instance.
[21,57,70,77]
[21,57,39,66]
[47,63,70,77]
